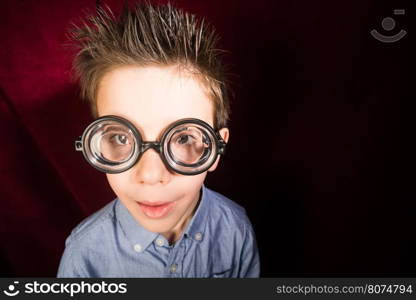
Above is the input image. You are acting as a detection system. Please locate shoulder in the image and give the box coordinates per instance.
[202,187,259,276]
[65,199,117,247]
[58,200,118,277]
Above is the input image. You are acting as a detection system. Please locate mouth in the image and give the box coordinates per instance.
[136,201,175,219]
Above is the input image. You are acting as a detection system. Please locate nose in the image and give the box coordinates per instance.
[133,148,172,185]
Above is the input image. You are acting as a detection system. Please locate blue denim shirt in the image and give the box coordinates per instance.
[57,185,260,278]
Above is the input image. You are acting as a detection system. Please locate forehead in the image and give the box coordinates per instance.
[96,65,214,139]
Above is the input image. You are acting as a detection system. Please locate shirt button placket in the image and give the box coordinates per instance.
[170,263,178,273]
[166,239,185,277]
[169,263,181,278]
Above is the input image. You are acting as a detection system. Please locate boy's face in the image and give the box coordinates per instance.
[96,65,228,242]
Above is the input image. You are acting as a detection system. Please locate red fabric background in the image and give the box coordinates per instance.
[1,0,413,276]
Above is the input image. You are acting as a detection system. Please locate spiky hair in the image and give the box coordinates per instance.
[66,1,231,128]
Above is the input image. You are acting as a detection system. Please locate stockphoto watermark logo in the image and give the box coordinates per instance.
[370,9,407,43]
[3,281,20,297]
[2,280,127,297]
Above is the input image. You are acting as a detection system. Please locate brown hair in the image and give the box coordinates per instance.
[66,1,231,129]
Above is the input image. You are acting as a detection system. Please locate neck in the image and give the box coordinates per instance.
[162,189,201,245]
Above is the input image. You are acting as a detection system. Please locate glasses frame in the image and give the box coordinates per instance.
[75,115,226,175]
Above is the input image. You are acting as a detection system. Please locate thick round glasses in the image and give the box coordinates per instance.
[75,115,226,175]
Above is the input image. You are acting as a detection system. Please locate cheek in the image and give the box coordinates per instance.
[176,172,207,191]
[106,173,129,195]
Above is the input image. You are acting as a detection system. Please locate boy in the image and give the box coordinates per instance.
[57,1,260,277]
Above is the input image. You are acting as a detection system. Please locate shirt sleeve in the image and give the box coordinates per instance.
[56,234,90,278]
[238,220,261,278]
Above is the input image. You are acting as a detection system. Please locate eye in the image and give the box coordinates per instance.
[111,134,129,145]
[176,134,195,145]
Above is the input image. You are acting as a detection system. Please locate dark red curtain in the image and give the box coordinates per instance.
[1,0,413,277]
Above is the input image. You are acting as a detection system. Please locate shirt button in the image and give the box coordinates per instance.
[194,232,203,241]
[156,238,164,246]
[133,243,142,253]
[170,264,178,273]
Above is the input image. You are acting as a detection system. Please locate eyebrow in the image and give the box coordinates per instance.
[101,125,131,132]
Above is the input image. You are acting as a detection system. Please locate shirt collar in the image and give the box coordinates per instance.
[115,184,210,251]
[183,184,210,242]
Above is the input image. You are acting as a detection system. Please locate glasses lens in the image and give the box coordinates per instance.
[83,118,139,173]
[95,125,134,162]
[169,126,210,164]
[164,121,218,175]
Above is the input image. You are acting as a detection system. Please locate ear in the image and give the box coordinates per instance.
[208,128,229,172]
